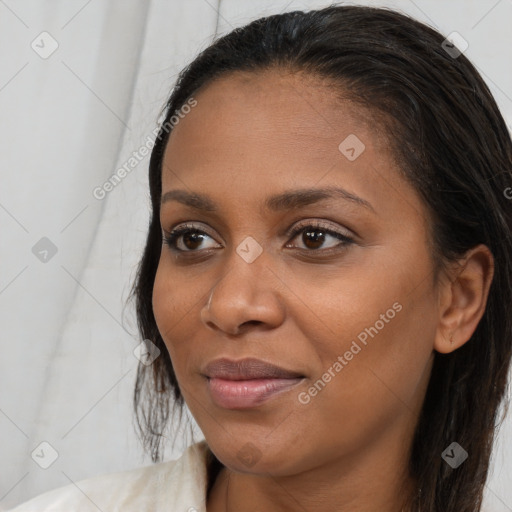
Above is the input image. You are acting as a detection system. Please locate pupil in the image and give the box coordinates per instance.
[184,232,203,250]
[304,229,324,249]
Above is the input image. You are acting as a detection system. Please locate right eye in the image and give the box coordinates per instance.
[163,224,221,253]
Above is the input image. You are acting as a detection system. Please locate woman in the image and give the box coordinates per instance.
[10,4,512,512]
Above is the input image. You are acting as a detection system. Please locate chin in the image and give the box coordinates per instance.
[206,435,308,477]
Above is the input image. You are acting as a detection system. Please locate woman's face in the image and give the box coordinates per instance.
[153,69,438,477]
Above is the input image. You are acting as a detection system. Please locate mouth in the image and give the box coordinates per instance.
[202,357,306,409]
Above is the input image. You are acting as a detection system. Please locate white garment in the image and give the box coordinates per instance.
[7,441,210,512]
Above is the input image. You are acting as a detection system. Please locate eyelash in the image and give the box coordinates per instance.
[162,221,355,257]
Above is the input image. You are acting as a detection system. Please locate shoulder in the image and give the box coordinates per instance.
[8,441,210,512]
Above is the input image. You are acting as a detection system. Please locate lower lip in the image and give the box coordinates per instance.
[206,377,304,409]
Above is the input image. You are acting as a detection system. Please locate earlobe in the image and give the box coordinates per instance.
[434,244,494,354]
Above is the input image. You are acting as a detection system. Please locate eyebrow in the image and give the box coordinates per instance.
[160,186,375,213]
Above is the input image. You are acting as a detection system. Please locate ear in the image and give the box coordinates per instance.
[434,244,494,354]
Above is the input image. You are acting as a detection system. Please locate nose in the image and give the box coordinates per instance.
[199,251,286,336]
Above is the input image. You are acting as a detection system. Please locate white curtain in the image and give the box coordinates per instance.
[1,0,511,510]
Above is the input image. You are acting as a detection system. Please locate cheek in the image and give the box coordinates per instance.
[333,282,435,414]
[152,257,184,359]
[290,285,436,461]
[152,257,208,366]
[294,244,437,406]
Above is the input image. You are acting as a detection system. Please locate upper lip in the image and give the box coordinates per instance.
[203,357,304,380]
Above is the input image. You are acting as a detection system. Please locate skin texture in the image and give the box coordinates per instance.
[152,69,494,512]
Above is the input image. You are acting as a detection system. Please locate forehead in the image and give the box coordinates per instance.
[162,68,388,177]
[170,68,379,137]
[190,68,351,115]
[160,68,428,232]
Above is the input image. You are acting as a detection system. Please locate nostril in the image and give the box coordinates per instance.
[242,320,263,327]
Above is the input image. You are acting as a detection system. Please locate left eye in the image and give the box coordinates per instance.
[285,224,354,251]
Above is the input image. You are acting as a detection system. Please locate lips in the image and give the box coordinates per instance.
[202,357,304,380]
[202,357,305,409]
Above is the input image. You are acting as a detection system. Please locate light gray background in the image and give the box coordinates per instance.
[1,0,511,510]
